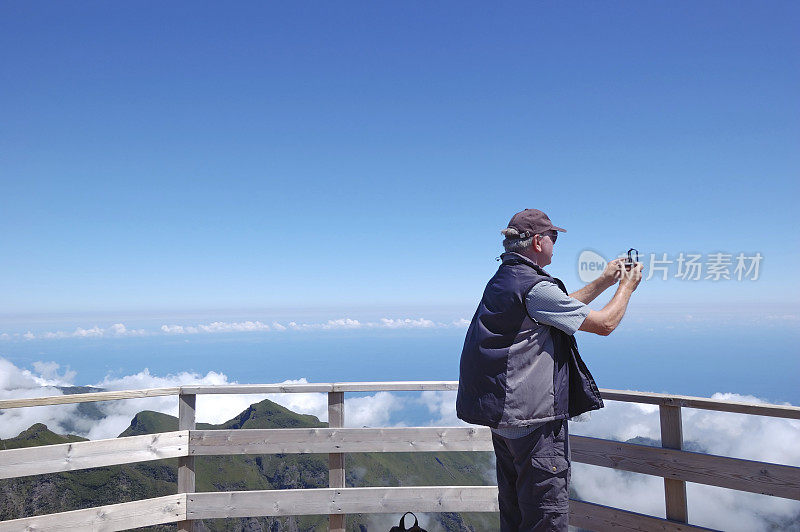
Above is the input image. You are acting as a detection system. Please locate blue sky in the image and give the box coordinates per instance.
[1,2,798,318]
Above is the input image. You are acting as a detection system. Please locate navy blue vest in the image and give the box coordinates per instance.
[456,253,604,427]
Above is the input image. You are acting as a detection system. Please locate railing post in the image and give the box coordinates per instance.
[178,392,196,532]
[328,391,345,532]
[659,405,688,523]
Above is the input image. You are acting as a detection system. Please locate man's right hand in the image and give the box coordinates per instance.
[620,262,643,292]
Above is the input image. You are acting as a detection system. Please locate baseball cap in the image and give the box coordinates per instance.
[505,209,566,239]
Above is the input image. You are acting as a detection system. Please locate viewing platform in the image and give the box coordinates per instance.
[1,381,799,531]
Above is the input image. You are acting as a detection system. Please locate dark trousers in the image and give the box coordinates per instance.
[492,419,570,532]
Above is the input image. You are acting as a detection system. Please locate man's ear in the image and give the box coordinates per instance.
[532,235,542,252]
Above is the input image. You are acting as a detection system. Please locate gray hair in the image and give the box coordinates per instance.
[501,227,534,252]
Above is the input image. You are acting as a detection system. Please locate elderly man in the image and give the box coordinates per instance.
[456,208,643,531]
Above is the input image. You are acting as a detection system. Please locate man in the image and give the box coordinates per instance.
[456,208,643,531]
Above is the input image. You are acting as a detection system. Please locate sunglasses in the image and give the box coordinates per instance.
[537,232,557,244]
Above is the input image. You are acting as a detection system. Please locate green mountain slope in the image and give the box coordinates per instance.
[0,423,85,450]
[0,398,498,531]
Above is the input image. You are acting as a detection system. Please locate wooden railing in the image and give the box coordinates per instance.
[1,382,799,532]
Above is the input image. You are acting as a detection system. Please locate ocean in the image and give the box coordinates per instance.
[3,325,798,405]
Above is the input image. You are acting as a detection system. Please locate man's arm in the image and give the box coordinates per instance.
[579,262,643,336]
[569,258,624,304]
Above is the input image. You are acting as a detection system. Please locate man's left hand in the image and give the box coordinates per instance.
[602,258,625,284]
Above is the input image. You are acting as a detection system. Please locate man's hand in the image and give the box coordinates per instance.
[602,258,625,284]
[579,261,643,336]
[620,262,643,292]
[570,258,624,304]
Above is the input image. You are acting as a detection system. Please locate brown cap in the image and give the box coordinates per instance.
[505,209,566,239]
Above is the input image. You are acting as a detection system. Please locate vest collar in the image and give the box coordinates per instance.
[500,252,550,276]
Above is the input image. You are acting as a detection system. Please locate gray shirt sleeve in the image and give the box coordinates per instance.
[525,281,590,336]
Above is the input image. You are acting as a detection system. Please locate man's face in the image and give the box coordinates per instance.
[536,231,557,266]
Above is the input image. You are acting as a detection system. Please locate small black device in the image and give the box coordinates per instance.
[625,248,639,270]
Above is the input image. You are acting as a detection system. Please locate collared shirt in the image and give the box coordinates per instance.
[525,281,590,335]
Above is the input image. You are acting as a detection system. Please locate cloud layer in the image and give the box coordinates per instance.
[0,359,411,441]
[5,307,799,342]
[2,317,470,341]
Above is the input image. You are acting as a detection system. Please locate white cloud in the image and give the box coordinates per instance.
[2,316,473,341]
[107,323,146,336]
[197,320,271,333]
[0,359,77,439]
[161,324,200,334]
[322,318,362,329]
[31,361,77,385]
[74,326,104,338]
[284,317,453,331]
[762,313,799,322]
[0,360,244,440]
[21,323,147,340]
[0,360,410,440]
[346,392,404,427]
[419,390,466,427]
[379,318,436,329]
[0,359,56,392]
[286,319,362,331]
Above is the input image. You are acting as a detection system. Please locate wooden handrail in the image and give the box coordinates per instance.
[2,382,798,419]
[0,387,181,409]
[601,389,800,419]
